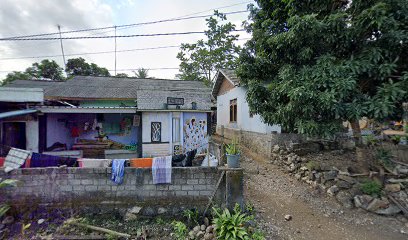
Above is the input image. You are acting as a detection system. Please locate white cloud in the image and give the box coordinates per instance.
[0,0,254,79]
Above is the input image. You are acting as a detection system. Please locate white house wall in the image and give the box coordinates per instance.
[26,120,39,152]
[217,86,281,134]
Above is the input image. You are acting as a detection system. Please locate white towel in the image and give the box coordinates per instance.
[152,156,172,184]
[4,148,31,173]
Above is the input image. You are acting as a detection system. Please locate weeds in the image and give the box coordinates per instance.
[212,204,253,240]
[171,221,187,240]
[183,209,199,226]
[360,179,382,197]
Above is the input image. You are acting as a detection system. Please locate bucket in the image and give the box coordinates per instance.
[129,158,153,168]
[0,157,5,167]
[226,154,240,168]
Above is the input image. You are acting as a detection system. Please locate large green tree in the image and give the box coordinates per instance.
[25,59,64,80]
[238,0,408,142]
[66,57,110,77]
[177,11,241,84]
[1,71,30,86]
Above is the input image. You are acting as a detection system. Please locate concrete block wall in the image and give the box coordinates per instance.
[0,167,224,209]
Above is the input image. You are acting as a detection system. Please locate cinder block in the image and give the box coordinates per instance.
[85,186,98,191]
[193,185,207,190]
[60,185,73,191]
[187,191,200,196]
[125,185,137,191]
[199,191,213,196]
[143,185,156,190]
[187,179,199,185]
[81,179,94,185]
[181,185,194,191]
[98,185,112,191]
[175,191,188,196]
[169,185,181,190]
[156,185,168,191]
[73,185,85,191]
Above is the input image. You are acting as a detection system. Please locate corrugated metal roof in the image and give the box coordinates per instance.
[5,76,212,110]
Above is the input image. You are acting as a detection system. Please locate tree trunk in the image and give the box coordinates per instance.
[350,120,369,172]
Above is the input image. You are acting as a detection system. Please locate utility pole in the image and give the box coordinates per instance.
[57,25,67,75]
[114,25,117,76]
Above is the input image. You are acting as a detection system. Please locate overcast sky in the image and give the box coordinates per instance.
[0,0,254,80]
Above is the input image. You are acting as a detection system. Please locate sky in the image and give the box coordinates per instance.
[0,0,255,80]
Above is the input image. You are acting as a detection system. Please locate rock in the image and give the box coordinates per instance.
[0,224,5,231]
[188,230,195,239]
[206,225,214,233]
[272,145,280,153]
[124,212,138,221]
[354,195,374,209]
[299,166,309,172]
[200,225,206,231]
[158,207,167,214]
[336,191,354,209]
[375,204,402,216]
[336,180,352,189]
[309,171,316,181]
[284,214,292,221]
[336,175,357,184]
[204,233,214,240]
[128,206,142,214]
[366,198,389,212]
[384,184,401,193]
[193,225,201,233]
[323,170,338,182]
[295,173,302,180]
[37,219,45,225]
[196,230,205,238]
[327,185,339,196]
[1,216,14,225]
[203,217,210,227]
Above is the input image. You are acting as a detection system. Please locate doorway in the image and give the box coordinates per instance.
[2,122,26,150]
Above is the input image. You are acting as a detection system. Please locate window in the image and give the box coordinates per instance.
[151,122,161,142]
[230,99,237,122]
[172,117,180,143]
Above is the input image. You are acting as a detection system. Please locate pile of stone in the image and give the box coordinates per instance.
[188,224,215,240]
[270,144,408,217]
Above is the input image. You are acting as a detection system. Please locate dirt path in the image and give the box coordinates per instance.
[241,156,408,240]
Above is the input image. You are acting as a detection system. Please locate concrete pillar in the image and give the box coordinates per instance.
[225,168,244,211]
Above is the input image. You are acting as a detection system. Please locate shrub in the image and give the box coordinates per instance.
[360,179,382,197]
[305,161,320,171]
[375,148,394,168]
[251,230,266,240]
[171,221,187,240]
[183,209,199,226]
[0,179,19,217]
[225,138,241,155]
[212,204,253,240]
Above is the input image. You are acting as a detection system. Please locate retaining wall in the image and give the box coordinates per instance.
[0,167,243,214]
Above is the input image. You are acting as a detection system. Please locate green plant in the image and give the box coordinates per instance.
[360,179,382,197]
[251,230,266,240]
[212,204,253,240]
[225,138,241,155]
[375,148,394,168]
[305,161,320,171]
[244,202,254,214]
[363,135,379,147]
[183,209,199,226]
[0,179,19,217]
[391,135,402,145]
[171,221,188,240]
[155,217,166,225]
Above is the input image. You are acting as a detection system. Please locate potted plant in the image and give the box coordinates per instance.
[225,139,241,168]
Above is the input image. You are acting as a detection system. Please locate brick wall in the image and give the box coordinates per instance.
[0,167,226,212]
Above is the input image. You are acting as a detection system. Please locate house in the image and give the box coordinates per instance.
[1,76,212,158]
[212,69,281,135]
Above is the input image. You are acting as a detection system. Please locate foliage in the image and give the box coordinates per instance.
[0,179,19,217]
[171,221,188,240]
[225,138,241,155]
[133,68,149,78]
[183,209,199,226]
[375,148,394,168]
[244,202,254,214]
[212,204,253,240]
[1,71,30,86]
[237,0,408,139]
[177,11,241,84]
[305,161,320,171]
[360,179,382,197]
[66,57,110,77]
[115,73,129,78]
[25,59,65,80]
[155,217,166,225]
[390,135,402,144]
[251,230,266,240]
[363,134,379,146]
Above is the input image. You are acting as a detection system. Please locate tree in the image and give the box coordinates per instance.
[238,0,408,143]
[177,11,241,84]
[133,68,149,78]
[66,57,110,77]
[116,73,129,78]
[1,71,30,86]
[25,59,64,80]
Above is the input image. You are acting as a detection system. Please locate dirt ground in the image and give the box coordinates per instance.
[242,154,408,240]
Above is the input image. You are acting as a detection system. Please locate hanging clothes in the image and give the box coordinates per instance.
[30,153,59,168]
[152,156,172,184]
[4,148,31,173]
[111,159,126,184]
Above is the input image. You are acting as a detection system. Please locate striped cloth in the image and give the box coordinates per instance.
[152,156,172,184]
[4,148,31,173]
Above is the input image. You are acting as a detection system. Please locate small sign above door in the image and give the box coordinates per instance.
[167,97,184,105]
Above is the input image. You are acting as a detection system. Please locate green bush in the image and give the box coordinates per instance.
[0,179,19,217]
[183,209,199,226]
[360,179,382,197]
[375,148,394,168]
[212,204,253,240]
[305,161,320,171]
[171,221,187,240]
[251,230,266,240]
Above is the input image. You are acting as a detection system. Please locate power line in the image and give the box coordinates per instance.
[0,38,251,61]
[0,30,245,41]
[1,10,248,40]
[0,67,180,73]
